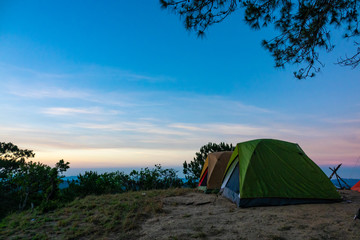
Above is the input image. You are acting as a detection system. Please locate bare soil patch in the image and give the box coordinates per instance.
[139,190,360,240]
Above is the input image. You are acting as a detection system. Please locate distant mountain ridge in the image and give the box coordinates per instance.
[331,178,359,189]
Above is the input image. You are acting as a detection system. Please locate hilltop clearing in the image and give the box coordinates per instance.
[1,189,359,240]
[140,190,360,240]
[0,189,189,240]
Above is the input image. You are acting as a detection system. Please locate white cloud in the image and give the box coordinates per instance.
[1,62,359,169]
[9,87,91,100]
[41,107,121,116]
[321,117,360,124]
[72,122,191,136]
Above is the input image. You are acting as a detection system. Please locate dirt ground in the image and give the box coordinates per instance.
[139,190,360,240]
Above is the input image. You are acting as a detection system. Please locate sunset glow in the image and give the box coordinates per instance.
[1,1,359,177]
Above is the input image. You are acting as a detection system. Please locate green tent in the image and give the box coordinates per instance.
[221,139,341,207]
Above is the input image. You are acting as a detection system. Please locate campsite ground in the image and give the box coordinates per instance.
[2,189,360,239]
[139,190,360,240]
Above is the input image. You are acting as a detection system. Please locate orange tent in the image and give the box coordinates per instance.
[198,151,233,191]
[351,180,360,192]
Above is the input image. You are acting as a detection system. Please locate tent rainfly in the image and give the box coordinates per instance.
[198,151,233,192]
[221,139,341,207]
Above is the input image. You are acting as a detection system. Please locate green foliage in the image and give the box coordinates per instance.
[129,164,183,190]
[65,171,127,197]
[0,142,70,218]
[11,159,70,210]
[183,142,234,187]
[160,0,360,79]
[0,142,36,218]
[0,142,183,220]
[64,164,183,199]
[0,142,34,178]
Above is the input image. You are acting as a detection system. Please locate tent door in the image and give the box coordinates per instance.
[221,157,238,190]
[225,162,240,195]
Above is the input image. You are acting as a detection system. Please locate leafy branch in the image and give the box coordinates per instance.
[160,0,360,79]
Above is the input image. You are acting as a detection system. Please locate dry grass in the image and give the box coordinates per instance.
[0,188,191,240]
[3,189,360,240]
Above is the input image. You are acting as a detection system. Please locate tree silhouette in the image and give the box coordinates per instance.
[160,0,360,79]
[0,142,69,216]
[0,142,35,177]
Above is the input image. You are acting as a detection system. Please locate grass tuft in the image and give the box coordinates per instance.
[278,225,292,231]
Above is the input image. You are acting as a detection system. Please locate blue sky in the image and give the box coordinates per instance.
[1,1,359,177]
